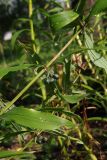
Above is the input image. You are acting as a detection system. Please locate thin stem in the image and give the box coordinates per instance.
[0,29,81,115]
[29,0,36,53]
[46,30,81,68]
[29,0,46,99]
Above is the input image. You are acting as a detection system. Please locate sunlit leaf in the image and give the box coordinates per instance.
[40,107,82,122]
[50,10,79,30]
[2,107,74,130]
[85,32,107,73]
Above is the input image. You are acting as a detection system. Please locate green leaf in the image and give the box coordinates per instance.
[85,32,107,73]
[11,29,29,50]
[2,107,74,130]
[63,94,86,104]
[88,117,107,122]
[0,150,33,159]
[48,7,63,13]
[0,64,32,79]
[17,18,30,22]
[40,107,82,122]
[90,0,107,16]
[50,10,79,30]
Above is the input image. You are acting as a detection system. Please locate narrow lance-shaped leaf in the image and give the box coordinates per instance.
[2,107,74,130]
[85,32,107,73]
[11,29,29,50]
[0,64,32,79]
[0,150,33,159]
[88,117,107,122]
[62,94,86,104]
[50,10,79,30]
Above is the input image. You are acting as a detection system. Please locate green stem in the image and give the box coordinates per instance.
[29,0,46,100]
[0,29,81,115]
[29,0,36,53]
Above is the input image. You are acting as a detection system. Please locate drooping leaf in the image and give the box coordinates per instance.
[63,94,86,104]
[90,0,107,16]
[11,29,29,50]
[85,32,107,73]
[50,10,79,30]
[2,107,74,130]
[0,150,33,159]
[0,64,32,79]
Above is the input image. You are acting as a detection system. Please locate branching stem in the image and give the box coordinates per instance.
[0,29,81,115]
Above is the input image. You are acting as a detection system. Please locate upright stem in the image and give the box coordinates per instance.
[29,0,46,99]
[29,0,36,53]
[0,30,81,115]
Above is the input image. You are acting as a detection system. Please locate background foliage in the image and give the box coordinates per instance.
[0,0,107,159]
